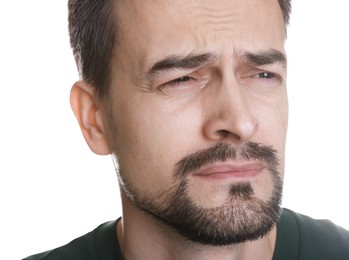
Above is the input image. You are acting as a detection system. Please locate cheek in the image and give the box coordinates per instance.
[112,98,202,194]
[252,92,288,164]
[258,89,288,135]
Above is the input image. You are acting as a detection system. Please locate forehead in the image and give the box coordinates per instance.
[114,0,285,74]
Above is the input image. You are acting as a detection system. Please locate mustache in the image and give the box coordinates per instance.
[174,142,280,179]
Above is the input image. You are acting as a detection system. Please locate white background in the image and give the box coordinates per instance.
[1,1,348,259]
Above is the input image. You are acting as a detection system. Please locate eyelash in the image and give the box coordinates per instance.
[161,76,195,88]
[157,70,281,96]
[242,70,282,89]
[156,75,209,98]
[255,72,277,79]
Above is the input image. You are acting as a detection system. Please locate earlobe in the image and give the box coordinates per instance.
[70,81,111,155]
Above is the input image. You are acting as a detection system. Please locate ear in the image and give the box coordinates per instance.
[70,81,111,155]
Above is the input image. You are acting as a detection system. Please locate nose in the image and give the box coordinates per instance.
[202,79,259,144]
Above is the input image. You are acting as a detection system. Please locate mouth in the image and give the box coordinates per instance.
[193,161,265,180]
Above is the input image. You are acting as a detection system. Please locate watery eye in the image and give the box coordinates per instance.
[158,76,208,98]
[171,76,192,84]
[162,76,196,89]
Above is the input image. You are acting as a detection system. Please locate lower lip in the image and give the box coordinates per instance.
[194,168,264,180]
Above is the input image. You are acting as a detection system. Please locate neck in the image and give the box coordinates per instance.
[117,198,277,260]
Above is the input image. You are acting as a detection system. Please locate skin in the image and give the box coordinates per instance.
[70,0,288,259]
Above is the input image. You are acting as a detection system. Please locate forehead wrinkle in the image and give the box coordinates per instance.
[188,1,240,35]
[115,0,286,86]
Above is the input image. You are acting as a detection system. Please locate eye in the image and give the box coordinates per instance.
[251,71,282,85]
[158,76,208,98]
[239,69,283,89]
[254,72,277,79]
[162,76,196,88]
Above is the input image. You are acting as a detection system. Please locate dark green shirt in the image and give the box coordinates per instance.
[24,208,349,260]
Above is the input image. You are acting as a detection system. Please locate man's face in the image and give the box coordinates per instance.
[106,0,288,245]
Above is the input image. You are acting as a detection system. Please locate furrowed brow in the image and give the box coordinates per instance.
[147,52,217,77]
[239,49,287,68]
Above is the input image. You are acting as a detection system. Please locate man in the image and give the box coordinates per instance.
[24,0,349,259]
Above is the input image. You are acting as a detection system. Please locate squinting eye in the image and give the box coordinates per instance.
[240,70,282,89]
[255,72,276,79]
[158,76,208,98]
[163,76,195,87]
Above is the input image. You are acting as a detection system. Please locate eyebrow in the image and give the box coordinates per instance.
[147,52,218,77]
[238,49,287,68]
[145,49,286,79]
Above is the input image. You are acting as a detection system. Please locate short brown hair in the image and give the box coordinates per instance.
[68,0,292,99]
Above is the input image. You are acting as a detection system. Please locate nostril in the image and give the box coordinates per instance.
[217,129,231,138]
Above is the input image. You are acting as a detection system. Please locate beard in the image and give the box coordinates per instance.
[117,142,283,246]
